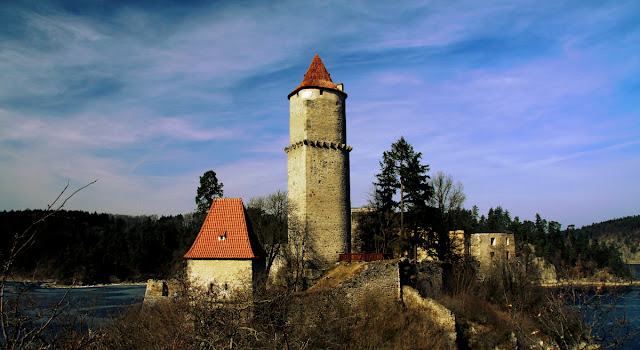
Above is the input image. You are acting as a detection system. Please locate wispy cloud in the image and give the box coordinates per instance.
[0,0,638,227]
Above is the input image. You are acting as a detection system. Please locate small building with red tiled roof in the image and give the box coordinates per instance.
[184,198,266,296]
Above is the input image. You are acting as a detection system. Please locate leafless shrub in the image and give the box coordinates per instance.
[536,284,638,350]
[1,180,97,349]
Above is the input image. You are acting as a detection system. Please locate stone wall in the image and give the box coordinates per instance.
[323,260,401,305]
[400,259,443,298]
[287,87,351,272]
[469,233,516,270]
[144,279,182,304]
[186,258,264,297]
[289,88,346,144]
[402,286,456,348]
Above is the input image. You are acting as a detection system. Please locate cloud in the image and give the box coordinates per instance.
[0,0,638,228]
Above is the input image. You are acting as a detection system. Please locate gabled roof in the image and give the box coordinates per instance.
[184,198,266,259]
[288,54,346,99]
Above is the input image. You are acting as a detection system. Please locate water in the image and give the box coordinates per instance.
[2,282,146,336]
[3,268,640,348]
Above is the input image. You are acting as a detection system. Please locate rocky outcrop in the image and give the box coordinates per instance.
[609,242,640,264]
[402,286,456,348]
[534,256,558,284]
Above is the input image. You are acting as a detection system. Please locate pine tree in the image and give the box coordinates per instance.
[374,137,433,257]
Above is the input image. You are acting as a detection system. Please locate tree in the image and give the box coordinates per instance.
[429,171,466,215]
[374,137,433,257]
[428,172,468,262]
[246,190,288,278]
[195,171,224,215]
[1,180,97,349]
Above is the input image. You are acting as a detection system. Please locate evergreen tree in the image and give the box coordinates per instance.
[373,137,433,257]
[195,170,224,214]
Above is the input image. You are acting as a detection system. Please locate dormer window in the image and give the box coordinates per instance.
[218,232,227,241]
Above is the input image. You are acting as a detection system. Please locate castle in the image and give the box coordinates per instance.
[285,54,352,276]
[145,55,517,316]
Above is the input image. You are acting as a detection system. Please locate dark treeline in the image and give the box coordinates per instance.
[571,215,640,252]
[2,207,634,284]
[460,206,630,278]
[0,210,203,284]
[356,204,630,279]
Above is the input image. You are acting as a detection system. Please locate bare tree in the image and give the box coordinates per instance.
[1,180,97,349]
[284,201,309,291]
[246,190,288,278]
[429,171,466,214]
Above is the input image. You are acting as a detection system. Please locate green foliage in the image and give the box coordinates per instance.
[195,170,224,214]
[373,136,433,257]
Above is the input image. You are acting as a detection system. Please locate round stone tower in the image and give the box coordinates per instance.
[285,54,351,274]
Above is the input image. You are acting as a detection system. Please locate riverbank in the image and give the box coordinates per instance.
[539,280,640,288]
[4,279,147,289]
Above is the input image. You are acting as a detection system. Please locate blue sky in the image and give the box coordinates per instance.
[1,0,638,228]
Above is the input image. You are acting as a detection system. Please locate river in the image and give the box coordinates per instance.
[1,282,147,333]
[2,266,640,348]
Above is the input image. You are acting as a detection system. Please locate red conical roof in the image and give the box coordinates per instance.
[288,54,346,98]
[184,198,266,259]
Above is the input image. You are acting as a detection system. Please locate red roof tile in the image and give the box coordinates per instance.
[288,54,346,98]
[184,198,266,259]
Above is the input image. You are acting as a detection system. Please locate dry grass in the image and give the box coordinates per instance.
[304,261,368,292]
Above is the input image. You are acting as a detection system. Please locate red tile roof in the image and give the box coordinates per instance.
[184,198,266,259]
[288,54,346,98]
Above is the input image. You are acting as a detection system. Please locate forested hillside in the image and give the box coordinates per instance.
[470,207,631,278]
[0,210,203,284]
[573,215,640,244]
[573,215,640,263]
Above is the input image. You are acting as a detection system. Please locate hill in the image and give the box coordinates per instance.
[573,215,640,263]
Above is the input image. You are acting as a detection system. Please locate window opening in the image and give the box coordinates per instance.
[491,237,496,246]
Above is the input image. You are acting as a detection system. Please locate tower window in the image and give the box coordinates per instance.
[506,237,510,245]
[490,237,496,246]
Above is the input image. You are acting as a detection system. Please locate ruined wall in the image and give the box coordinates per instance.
[400,260,443,298]
[330,260,401,305]
[402,286,456,347]
[469,233,516,270]
[144,279,182,304]
[287,87,351,272]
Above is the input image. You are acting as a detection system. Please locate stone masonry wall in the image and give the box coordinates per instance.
[469,233,516,270]
[400,259,443,298]
[187,259,254,296]
[144,279,182,304]
[289,88,346,144]
[332,260,401,304]
[287,87,351,272]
